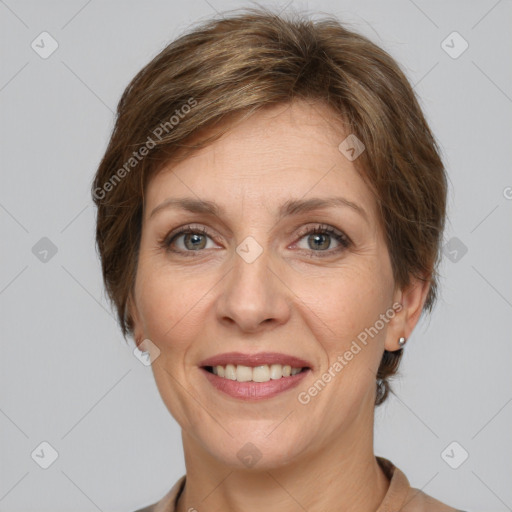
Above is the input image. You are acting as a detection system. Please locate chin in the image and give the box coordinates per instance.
[199,426,311,471]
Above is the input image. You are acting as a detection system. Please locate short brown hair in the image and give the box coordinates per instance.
[92,7,447,406]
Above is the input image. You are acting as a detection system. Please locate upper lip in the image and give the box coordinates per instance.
[199,352,312,369]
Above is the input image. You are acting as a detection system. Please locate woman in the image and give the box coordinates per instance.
[92,7,465,512]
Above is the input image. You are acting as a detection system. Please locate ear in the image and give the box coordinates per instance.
[127,292,144,349]
[384,275,431,352]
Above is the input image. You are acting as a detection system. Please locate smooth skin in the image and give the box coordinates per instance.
[129,99,430,512]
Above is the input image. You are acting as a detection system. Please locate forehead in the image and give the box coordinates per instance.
[145,100,377,221]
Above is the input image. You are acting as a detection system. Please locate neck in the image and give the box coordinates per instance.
[176,399,389,512]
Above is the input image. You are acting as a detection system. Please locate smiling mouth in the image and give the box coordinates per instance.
[203,363,309,383]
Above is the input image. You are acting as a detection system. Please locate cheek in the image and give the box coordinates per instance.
[135,260,210,352]
[290,260,393,367]
[134,262,212,427]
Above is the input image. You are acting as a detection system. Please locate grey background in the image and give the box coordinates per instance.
[1,0,511,510]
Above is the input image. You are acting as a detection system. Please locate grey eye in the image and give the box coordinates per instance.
[183,233,208,250]
[307,233,332,250]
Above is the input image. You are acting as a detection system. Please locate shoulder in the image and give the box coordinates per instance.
[402,486,464,512]
[377,456,463,512]
[131,475,186,512]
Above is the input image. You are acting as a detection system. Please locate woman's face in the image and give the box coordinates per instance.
[130,100,415,469]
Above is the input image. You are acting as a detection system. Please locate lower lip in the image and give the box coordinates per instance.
[201,367,311,400]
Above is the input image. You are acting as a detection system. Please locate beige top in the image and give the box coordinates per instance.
[133,456,465,512]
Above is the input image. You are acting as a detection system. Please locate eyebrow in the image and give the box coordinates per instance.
[149,196,368,223]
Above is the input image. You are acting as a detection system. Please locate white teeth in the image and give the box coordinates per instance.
[269,364,282,380]
[252,365,270,382]
[225,364,237,380]
[236,365,253,382]
[210,363,303,382]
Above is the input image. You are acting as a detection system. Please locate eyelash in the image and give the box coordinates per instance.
[159,223,351,258]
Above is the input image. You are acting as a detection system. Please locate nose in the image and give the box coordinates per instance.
[215,244,292,333]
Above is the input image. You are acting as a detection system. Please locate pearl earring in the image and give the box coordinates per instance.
[398,336,407,347]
